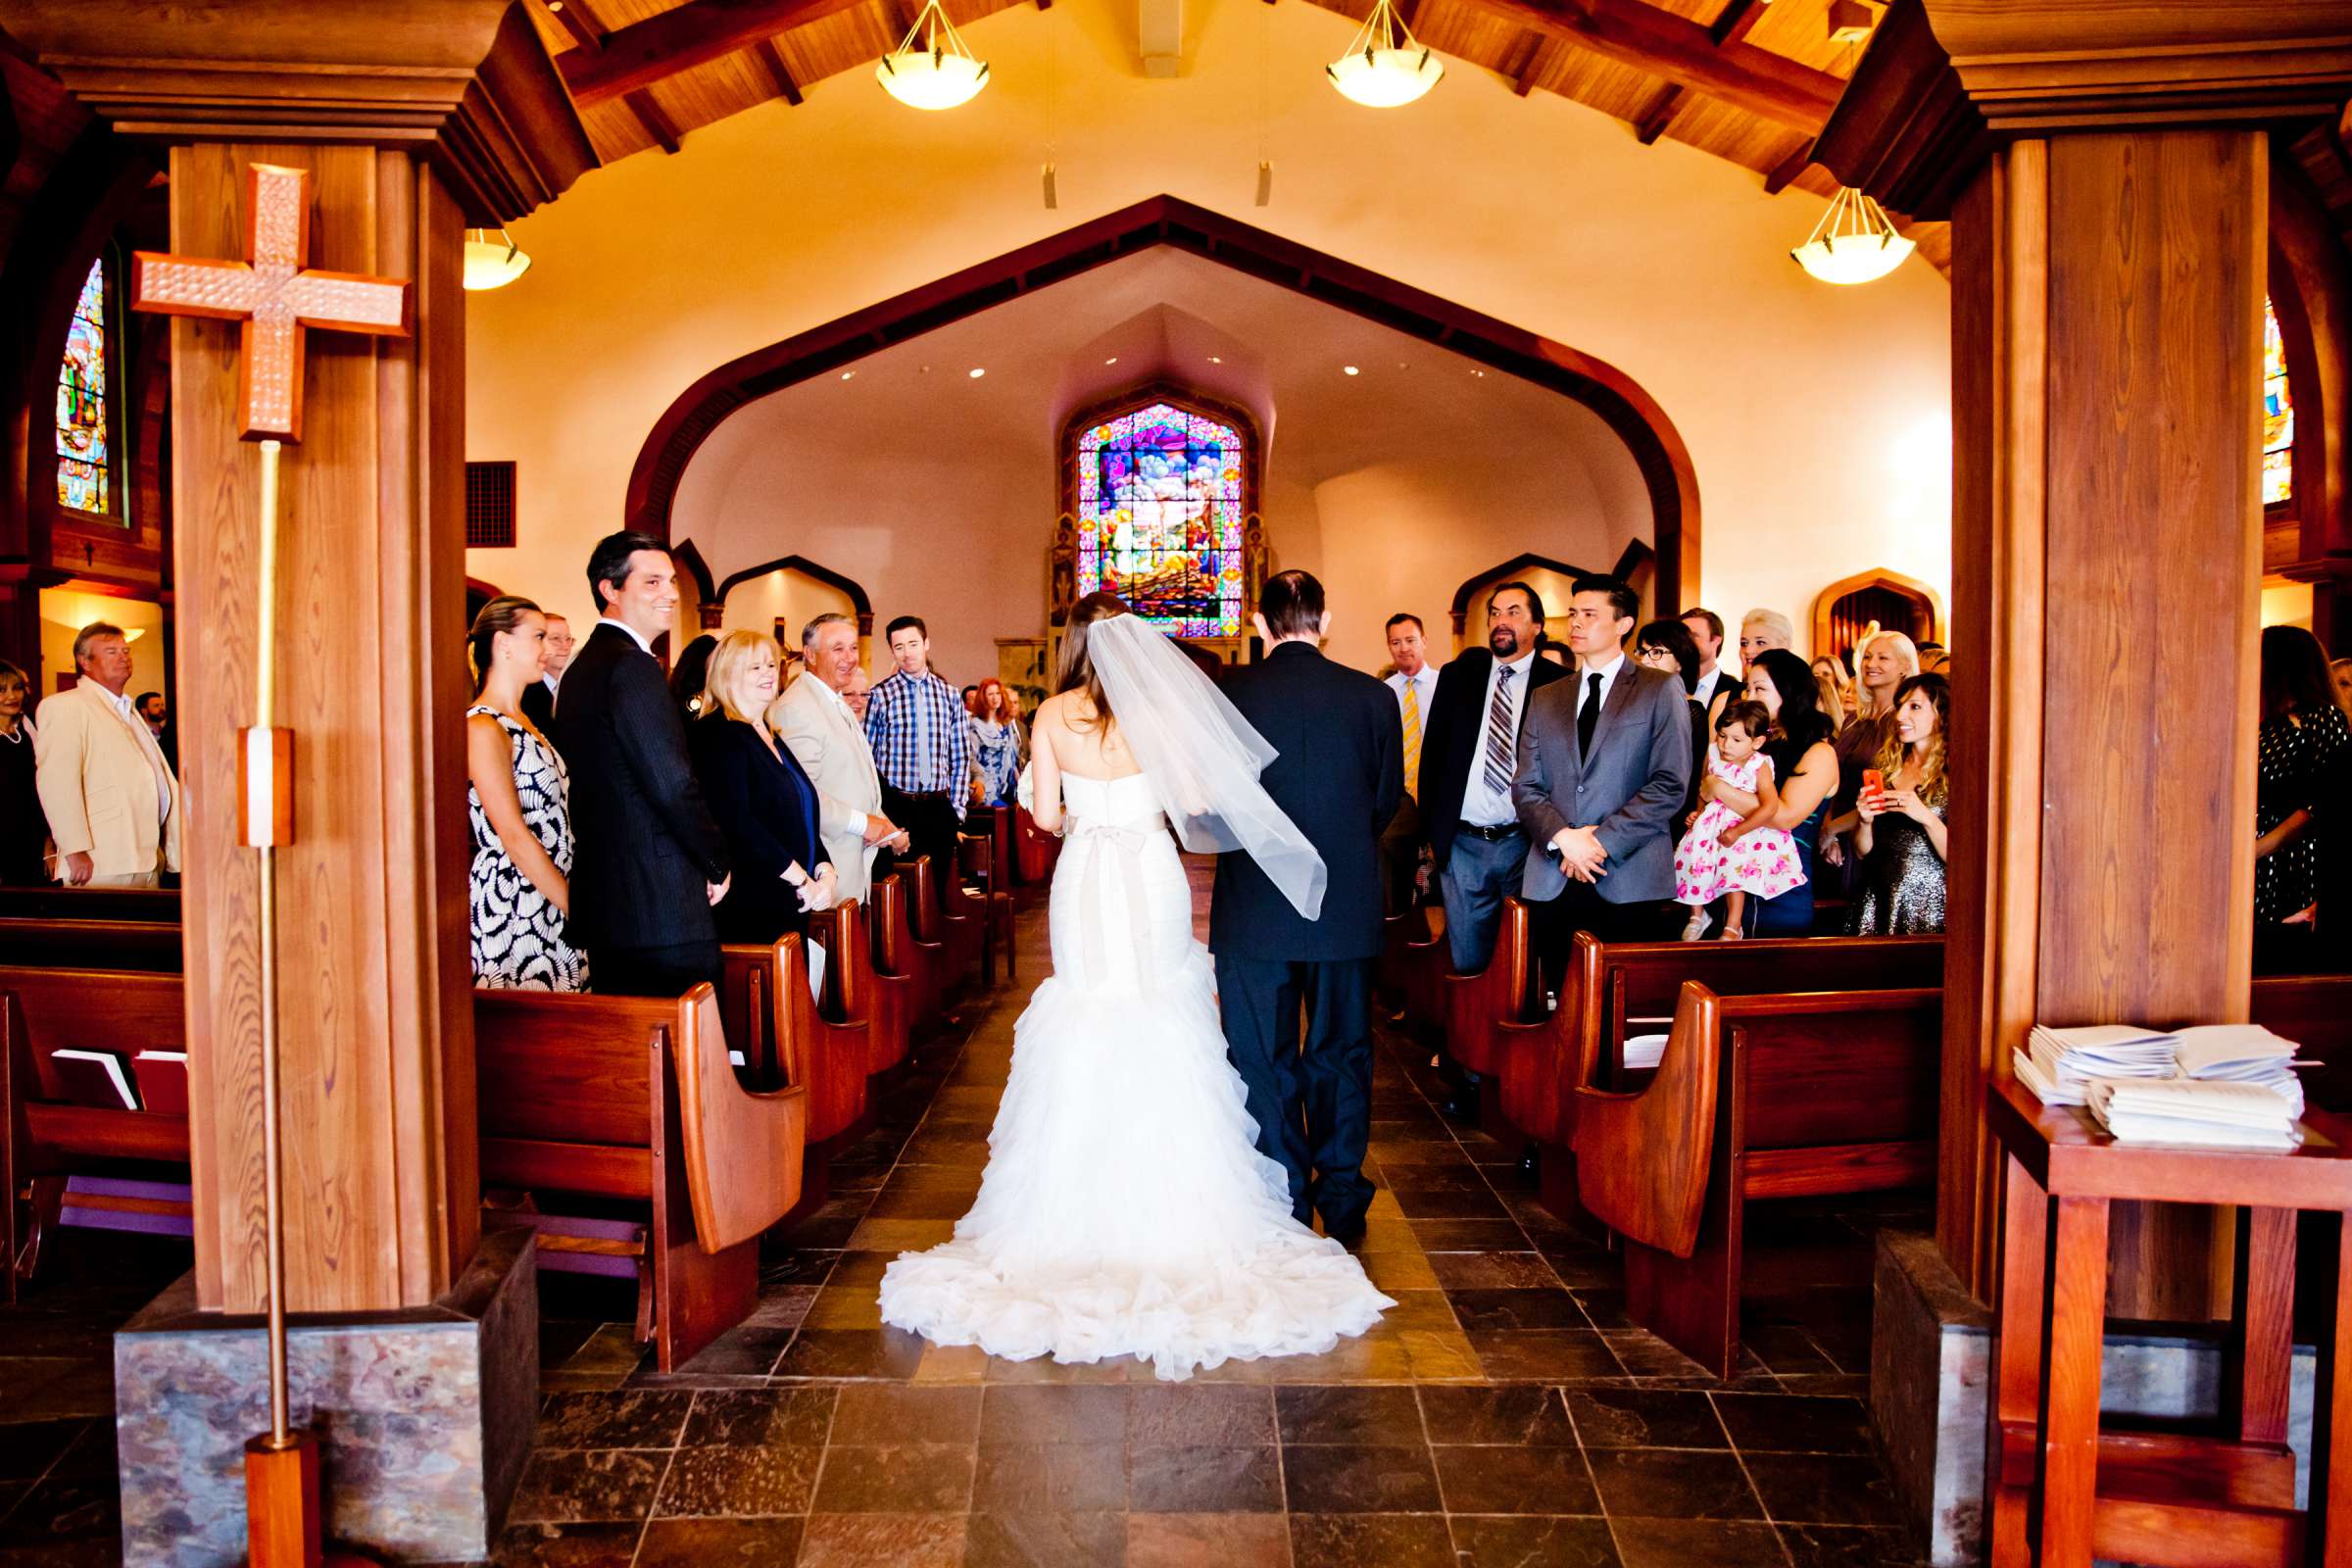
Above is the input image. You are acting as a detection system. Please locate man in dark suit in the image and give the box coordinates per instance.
[1419,581,1571,975]
[1513,573,1691,982]
[1212,570,1403,1247]
[518,611,571,734]
[552,531,732,997]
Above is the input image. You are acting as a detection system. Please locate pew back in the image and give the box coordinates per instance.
[0,918,182,972]
[0,887,180,923]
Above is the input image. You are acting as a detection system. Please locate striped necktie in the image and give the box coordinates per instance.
[1400,681,1423,799]
[1482,664,1517,797]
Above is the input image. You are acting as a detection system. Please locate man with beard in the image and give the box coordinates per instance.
[1415,582,1569,1118]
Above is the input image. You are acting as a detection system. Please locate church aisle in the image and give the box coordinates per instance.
[501,871,1925,1568]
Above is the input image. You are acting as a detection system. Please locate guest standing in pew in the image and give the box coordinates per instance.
[465,596,588,992]
[1417,582,1568,1119]
[1379,612,1440,914]
[1710,608,1796,728]
[1633,618,1710,840]
[774,613,906,905]
[553,531,731,997]
[0,659,49,886]
[1848,673,1950,936]
[669,633,717,721]
[1706,648,1841,937]
[33,621,181,887]
[1673,699,1805,941]
[1513,574,1691,984]
[965,677,1024,808]
[843,663,873,722]
[1681,608,1738,712]
[2255,625,2350,973]
[1822,630,1921,890]
[693,630,835,945]
[864,614,969,896]
[519,610,571,734]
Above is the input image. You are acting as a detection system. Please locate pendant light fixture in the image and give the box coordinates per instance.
[1789,183,1914,285]
[462,228,531,291]
[878,0,989,111]
[1325,0,1443,108]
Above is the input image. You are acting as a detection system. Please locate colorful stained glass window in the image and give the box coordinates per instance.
[1073,402,1248,638]
[56,257,109,514]
[2265,296,2293,508]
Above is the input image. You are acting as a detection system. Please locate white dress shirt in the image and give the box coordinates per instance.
[1691,664,1735,710]
[104,686,174,824]
[1385,662,1439,716]
[1575,652,1627,727]
[1457,650,1539,827]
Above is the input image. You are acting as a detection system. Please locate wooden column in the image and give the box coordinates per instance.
[1817,0,2352,1312]
[0,0,594,1313]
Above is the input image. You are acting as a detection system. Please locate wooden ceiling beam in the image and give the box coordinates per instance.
[1458,0,1843,133]
[1511,31,1559,96]
[1762,144,1810,194]
[625,88,683,153]
[752,36,805,104]
[541,0,608,54]
[1632,0,1767,145]
[1706,0,1763,47]
[559,0,871,105]
[1633,83,1679,143]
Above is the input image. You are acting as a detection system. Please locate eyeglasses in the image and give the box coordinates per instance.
[1636,647,1678,667]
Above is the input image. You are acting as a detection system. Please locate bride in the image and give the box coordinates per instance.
[878,593,1394,1381]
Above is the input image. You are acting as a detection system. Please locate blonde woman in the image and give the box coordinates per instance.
[1822,630,1921,874]
[689,630,835,944]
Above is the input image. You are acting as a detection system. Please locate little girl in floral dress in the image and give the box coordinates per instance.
[1674,700,1807,941]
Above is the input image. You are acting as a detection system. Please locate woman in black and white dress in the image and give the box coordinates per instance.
[466,596,588,992]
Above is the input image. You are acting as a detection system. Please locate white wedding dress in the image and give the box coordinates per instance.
[877,771,1395,1381]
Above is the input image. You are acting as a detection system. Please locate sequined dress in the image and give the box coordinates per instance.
[1848,800,1947,936]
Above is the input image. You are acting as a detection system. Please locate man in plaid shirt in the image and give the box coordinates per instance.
[864,613,969,894]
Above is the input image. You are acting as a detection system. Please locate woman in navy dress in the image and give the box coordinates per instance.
[691,630,836,944]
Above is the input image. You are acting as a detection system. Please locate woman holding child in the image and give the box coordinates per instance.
[1697,647,1839,937]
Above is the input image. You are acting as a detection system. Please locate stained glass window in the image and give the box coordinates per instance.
[1073,402,1248,638]
[56,257,109,514]
[2265,296,2293,508]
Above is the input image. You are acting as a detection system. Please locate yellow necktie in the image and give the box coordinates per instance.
[1400,680,1422,799]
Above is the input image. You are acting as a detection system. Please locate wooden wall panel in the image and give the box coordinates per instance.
[173,140,476,1314]
[2037,128,2265,1320]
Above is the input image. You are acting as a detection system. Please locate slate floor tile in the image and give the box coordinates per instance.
[1585,1448,1764,1521]
[1448,1514,1621,1567]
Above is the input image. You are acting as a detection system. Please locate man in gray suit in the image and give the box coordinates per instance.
[1513,573,1692,981]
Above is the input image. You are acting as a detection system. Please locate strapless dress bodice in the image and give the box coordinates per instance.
[1061,771,1165,833]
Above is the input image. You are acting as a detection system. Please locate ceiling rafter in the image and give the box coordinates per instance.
[1631,0,1767,146]
[752,36,805,104]
[626,88,685,153]
[1763,144,1811,194]
[1511,31,1561,97]
[538,0,693,158]
[557,0,873,105]
[1456,0,1841,133]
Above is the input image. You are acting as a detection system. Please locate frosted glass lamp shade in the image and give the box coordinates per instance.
[462,230,531,291]
[1792,228,1916,285]
[877,48,988,109]
[1327,47,1444,107]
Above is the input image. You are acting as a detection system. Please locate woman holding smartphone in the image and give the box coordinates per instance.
[1847,672,1950,936]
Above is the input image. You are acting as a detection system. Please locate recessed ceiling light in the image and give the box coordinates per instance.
[1104,356,1118,365]
[968,368,986,378]
[1209,356,1223,364]
[1343,366,1359,376]
[841,369,856,380]
[1470,368,1485,378]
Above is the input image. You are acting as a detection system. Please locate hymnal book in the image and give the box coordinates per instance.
[2015,1023,2180,1105]
[49,1049,140,1110]
[2085,1078,2302,1151]
[1623,1033,1670,1073]
[2173,1024,2307,1116]
[131,1051,190,1116]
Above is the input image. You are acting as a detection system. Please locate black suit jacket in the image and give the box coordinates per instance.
[690,715,831,945]
[1418,646,1571,865]
[1210,642,1404,962]
[551,621,730,955]
[519,677,556,736]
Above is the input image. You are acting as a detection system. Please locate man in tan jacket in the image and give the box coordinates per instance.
[771,612,906,903]
[35,621,181,886]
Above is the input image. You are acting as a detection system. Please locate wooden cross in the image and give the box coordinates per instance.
[129,163,411,443]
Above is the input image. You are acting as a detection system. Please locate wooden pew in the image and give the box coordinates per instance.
[1378,904,1448,1032]
[475,983,808,1370]
[1441,898,1540,1092]
[866,872,933,1055]
[718,922,870,1144]
[960,809,1017,986]
[0,887,180,923]
[1012,803,1061,885]
[910,855,983,998]
[0,917,182,971]
[0,966,193,1298]
[1572,979,1941,1379]
[2251,973,2352,1111]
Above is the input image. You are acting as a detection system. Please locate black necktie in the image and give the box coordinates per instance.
[1577,672,1602,759]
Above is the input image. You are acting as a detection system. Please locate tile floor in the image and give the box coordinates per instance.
[0,871,1928,1566]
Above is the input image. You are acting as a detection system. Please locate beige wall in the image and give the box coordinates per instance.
[465,0,1953,662]
[718,567,860,662]
[37,588,166,701]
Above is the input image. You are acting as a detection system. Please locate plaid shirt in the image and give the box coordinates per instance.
[864,667,969,818]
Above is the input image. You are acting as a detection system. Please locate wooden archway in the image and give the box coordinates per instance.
[1447,553,1596,643]
[625,196,1699,616]
[670,536,719,628]
[1810,566,1946,665]
[714,554,876,659]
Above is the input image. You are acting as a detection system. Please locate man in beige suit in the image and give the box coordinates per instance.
[772,612,906,902]
[36,621,182,886]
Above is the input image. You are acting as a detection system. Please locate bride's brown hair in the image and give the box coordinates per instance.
[1056,591,1131,732]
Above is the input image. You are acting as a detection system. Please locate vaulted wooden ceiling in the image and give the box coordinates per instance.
[522,0,1951,270]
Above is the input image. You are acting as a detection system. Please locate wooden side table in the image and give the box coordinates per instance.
[1984,1075,2352,1567]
